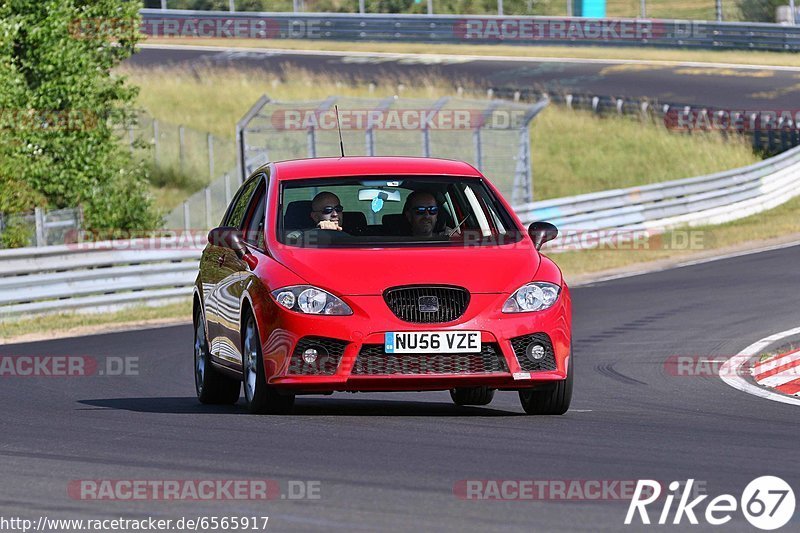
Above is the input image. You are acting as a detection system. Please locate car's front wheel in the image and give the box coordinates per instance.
[194,309,240,405]
[450,386,495,406]
[518,353,573,415]
[242,312,295,415]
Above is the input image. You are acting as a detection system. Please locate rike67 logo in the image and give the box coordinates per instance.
[625,477,795,530]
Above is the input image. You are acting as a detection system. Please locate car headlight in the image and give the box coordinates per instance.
[271,286,353,316]
[502,282,561,313]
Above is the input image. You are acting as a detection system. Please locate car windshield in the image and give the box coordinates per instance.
[278,176,523,248]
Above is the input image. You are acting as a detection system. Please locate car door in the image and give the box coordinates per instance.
[207,176,260,367]
[217,177,267,370]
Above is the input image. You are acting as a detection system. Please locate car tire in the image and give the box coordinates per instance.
[194,309,240,405]
[450,386,495,406]
[518,352,573,415]
[242,312,295,415]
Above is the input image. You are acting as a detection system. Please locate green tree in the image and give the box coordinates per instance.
[0,0,159,234]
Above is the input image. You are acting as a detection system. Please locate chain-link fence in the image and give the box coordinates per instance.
[127,113,237,191]
[163,95,547,231]
[0,208,82,249]
[142,1,787,23]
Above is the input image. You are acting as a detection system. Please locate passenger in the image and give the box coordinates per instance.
[310,192,344,231]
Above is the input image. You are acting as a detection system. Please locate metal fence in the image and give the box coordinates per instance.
[0,240,199,318]
[128,113,237,189]
[0,208,82,249]
[140,9,800,52]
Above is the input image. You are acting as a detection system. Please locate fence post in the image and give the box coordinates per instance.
[179,125,186,174]
[225,174,232,205]
[422,128,431,157]
[161,0,167,9]
[205,188,213,229]
[473,128,482,170]
[183,202,191,232]
[307,126,317,158]
[230,0,236,12]
[34,207,45,247]
[153,119,160,165]
[207,133,215,179]
[128,125,135,153]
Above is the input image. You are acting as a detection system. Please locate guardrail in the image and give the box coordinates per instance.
[140,9,800,52]
[2,144,799,319]
[515,143,800,230]
[0,241,199,318]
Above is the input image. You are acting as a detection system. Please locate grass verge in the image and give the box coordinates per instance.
[142,38,800,69]
[0,301,192,344]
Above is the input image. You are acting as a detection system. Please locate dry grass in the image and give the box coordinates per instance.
[0,301,192,343]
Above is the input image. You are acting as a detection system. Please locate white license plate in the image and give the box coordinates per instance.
[385,331,481,354]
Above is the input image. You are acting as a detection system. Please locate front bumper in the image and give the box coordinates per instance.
[256,290,571,392]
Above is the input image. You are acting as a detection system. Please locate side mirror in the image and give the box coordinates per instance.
[528,221,558,251]
[208,226,249,259]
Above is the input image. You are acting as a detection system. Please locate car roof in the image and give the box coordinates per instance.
[270,156,483,181]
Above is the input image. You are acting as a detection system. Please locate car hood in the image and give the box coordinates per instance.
[271,244,541,296]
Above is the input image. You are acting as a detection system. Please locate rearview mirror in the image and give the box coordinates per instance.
[528,221,558,251]
[208,226,249,259]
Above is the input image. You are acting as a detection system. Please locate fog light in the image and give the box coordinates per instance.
[302,348,318,364]
[526,343,546,362]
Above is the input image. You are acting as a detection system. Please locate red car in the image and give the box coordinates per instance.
[193,157,572,414]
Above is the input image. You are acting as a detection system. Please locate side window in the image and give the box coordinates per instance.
[243,181,267,249]
[224,177,259,228]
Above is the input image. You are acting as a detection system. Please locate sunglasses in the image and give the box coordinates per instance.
[412,206,439,216]
[315,205,344,215]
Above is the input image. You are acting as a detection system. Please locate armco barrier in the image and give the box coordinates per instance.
[139,10,800,52]
[0,242,200,318]
[515,143,800,230]
[1,145,799,319]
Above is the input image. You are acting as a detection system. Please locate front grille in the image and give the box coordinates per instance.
[383,286,469,324]
[510,333,557,372]
[352,343,507,375]
[288,337,348,375]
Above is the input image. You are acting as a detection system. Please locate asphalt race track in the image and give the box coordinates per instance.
[130,45,800,110]
[2,244,799,531]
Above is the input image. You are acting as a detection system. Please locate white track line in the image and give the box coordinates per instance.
[720,326,800,406]
[138,43,800,72]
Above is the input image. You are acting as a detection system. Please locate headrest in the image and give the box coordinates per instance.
[284,200,314,230]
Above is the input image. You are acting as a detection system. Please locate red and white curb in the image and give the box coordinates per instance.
[753,348,800,396]
[720,326,800,406]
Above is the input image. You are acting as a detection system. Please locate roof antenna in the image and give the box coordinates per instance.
[335,105,345,157]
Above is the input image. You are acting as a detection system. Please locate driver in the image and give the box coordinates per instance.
[403,191,451,237]
[310,192,344,231]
